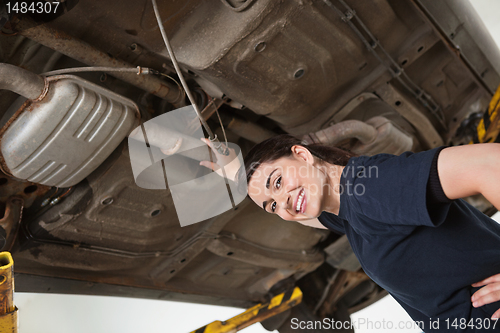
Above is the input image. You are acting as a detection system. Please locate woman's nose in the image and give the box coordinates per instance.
[278,193,290,210]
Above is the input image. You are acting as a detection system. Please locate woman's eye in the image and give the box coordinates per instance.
[275,176,281,189]
[271,202,277,212]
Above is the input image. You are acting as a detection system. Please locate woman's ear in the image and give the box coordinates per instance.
[291,145,315,165]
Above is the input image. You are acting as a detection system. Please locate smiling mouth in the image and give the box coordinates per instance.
[295,188,306,214]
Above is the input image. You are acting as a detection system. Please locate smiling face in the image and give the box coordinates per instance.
[247,145,335,221]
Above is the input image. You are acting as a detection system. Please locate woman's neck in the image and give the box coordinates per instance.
[316,162,345,215]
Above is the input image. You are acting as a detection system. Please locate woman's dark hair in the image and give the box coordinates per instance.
[243,134,356,184]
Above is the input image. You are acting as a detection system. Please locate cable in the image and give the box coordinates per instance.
[42,66,142,76]
[215,107,229,148]
[159,72,185,102]
[40,187,73,207]
[150,0,228,154]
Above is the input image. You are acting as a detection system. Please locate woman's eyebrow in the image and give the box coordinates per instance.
[262,201,267,210]
[266,169,277,189]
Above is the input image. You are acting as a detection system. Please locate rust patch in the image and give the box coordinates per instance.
[0,99,32,177]
[0,82,51,177]
[0,197,24,251]
[32,77,50,103]
[0,170,51,209]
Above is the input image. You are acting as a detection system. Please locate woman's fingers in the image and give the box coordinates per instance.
[200,138,220,170]
[471,274,500,319]
[471,282,500,313]
[492,308,500,320]
[199,161,219,171]
[472,273,500,287]
[199,137,241,181]
[200,138,211,146]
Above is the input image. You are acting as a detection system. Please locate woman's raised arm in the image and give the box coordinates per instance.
[438,143,500,209]
[442,144,500,318]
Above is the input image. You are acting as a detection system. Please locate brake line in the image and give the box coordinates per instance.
[150,0,230,155]
[41,66,186,103]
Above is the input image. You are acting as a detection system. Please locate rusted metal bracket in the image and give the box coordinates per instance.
[375,84,444,148]
[0,198,23,252]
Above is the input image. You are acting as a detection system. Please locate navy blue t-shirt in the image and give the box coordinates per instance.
[319,148,500,332]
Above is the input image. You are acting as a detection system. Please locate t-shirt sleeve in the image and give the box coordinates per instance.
[426,146,452,204]
[342,147,452,227]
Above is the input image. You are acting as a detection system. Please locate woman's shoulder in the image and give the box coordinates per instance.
[339,147,445,191]
[345,147,444,170]
[338,146,450,227]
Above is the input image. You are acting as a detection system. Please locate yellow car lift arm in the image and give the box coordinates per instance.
[474,84,500,143]
[190,287,302,333]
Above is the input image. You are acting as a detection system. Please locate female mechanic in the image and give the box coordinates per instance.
[202,134,500,332]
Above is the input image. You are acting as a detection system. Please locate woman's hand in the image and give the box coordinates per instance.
[471,273,500,319]
[199,138,241,182]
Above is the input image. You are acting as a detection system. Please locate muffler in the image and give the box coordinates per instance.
[0,64,139,187]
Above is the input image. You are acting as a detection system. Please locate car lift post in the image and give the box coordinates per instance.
[0,252,17,333]
[189,287,302,333]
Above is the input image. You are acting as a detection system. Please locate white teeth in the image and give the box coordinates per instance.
[296,190,304,212]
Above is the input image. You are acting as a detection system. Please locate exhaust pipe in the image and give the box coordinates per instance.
[0,63,46,100]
